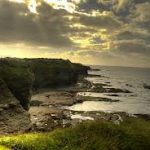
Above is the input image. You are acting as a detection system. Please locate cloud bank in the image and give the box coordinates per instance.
[0,0,149,67]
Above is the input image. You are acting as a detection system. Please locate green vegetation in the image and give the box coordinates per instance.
[0,146,10,150]
[0,118,150,150]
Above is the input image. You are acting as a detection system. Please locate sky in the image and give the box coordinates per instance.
[0,0,150,67]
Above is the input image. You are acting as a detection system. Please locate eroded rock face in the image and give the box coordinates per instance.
[73,63,91,76]
[0,58,34,110]
[27,59,90,89]
[27,59,78,89]
[0,78,31,135]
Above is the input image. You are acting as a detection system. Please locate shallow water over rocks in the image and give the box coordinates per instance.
[68,66,150,115]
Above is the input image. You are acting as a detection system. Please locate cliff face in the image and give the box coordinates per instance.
[0,78,31,135]
[0,58,90,134]
[27,59,81,89]
[0,58,90,110]
[73,63,91,75]
[0,58,34,110]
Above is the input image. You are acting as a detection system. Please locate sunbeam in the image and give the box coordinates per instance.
[9,0,76,13]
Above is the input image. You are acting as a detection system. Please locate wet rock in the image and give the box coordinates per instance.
[126,84,133,87]
[89,83,108,92]
[105,88,131,93]
[143,83,150,89]
[87,74,102,78]
[78,78,93,89]
[106,94,120,97]
[0,108,3,112]
[8,102,17,109]
[30,100,43,106]
[62,119,72,128]
[32,116,54,132]
[51,113,61,120]
[90,69,101,71]
[77,96,120,102]
[63,111,72,119]
[136,114,150,121]
[105,82,111,84]
[2,104,9,110]
[110,114,123,125]
[76,98,83,103]
[88,83,131,93]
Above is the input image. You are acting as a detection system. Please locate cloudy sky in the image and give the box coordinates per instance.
[0,0,150,67]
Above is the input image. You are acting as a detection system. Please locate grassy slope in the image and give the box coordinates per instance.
[0,118,150,150]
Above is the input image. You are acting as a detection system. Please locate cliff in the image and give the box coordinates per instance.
[0,58,90,134]
[26,59,89,89]
[0,78,31,135]
[0,58,34,110]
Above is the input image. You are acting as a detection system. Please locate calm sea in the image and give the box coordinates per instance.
[69,66,150,115]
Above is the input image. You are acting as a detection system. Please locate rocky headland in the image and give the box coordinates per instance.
[0,58,149,135]
[0,58,90,134]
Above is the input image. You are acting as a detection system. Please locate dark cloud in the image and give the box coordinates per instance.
[77,0,110,12]
[112,39,150,56]
[79,14,122,30]
[0,0,121,47]
[0,0,150,67]
[130,1,150,31]
[115,30,150,44]
[0,1,73,47]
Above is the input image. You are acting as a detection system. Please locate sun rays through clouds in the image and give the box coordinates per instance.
[0,0,149,67]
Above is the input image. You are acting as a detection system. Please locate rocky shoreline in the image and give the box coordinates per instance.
[0,58,149,135]
[29,77,149,132]
[0,58,90,135]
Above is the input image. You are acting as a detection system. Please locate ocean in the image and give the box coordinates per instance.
[69,66,150,115]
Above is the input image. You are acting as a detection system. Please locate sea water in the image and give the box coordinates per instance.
[69,66,150,115]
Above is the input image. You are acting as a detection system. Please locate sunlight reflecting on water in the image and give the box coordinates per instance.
[69,66,150,115]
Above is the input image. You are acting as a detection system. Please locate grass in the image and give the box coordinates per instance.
[0,118,150,150]
[0,146,10,150]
